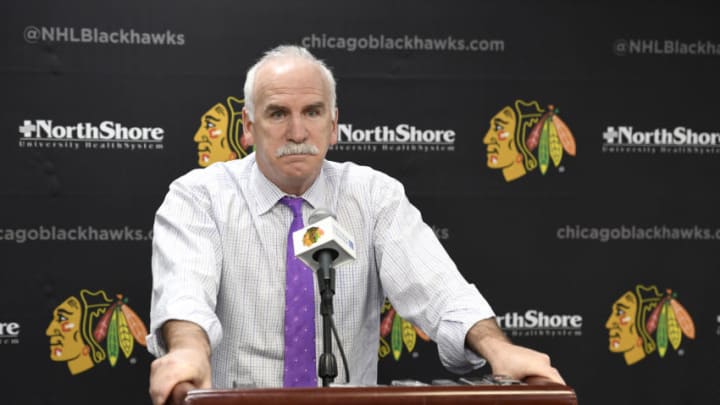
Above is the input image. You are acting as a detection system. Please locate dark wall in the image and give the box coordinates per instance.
[2,1,719,404]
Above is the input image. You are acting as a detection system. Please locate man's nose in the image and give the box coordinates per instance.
[287,114,308,142]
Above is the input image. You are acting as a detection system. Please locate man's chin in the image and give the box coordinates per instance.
[281,157,321,174]
[278,154,320,168]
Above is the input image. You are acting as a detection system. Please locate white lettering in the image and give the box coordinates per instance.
[0,322,20,336]
[497,310,583,330]
[337,123,455,145]
[611,126,720,146]
[20,120,165,142]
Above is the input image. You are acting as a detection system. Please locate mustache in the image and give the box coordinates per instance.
[275,142,319,157]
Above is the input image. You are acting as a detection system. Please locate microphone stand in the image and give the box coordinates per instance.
[314,249,338,387]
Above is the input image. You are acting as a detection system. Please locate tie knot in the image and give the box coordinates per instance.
[280,196,304,218]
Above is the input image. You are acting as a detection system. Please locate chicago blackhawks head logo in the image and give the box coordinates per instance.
[45,289,148,375]
[302,226,324,247]
[605,285,695,366]
[193,96,252,167]
[484,100,576,182]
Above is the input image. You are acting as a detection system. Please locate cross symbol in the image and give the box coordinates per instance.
[18,120,36,138]
[602,126,618,144]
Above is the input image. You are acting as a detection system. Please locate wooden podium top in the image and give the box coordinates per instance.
[177,379,577,405]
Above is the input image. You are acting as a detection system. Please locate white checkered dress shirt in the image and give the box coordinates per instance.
[148,153,493,388]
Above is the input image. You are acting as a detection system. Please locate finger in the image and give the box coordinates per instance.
[149,361,170,405]
[523,371,565,385]
[149,381,171,405]
[549,368,566,385]
[150,363,182,405]
[168,381,196,405]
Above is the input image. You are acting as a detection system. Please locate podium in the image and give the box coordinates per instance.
[173,378,577,405]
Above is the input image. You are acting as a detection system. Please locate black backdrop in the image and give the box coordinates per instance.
[2,1,720,404]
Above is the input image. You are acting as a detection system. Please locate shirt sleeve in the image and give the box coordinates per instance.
[373,176,495,374]
[146,170,224,357]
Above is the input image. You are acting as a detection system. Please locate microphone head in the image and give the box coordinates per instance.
[292,209,356,269]
[309,208,335,224]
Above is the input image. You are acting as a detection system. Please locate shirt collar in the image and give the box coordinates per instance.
[250,159,329,216]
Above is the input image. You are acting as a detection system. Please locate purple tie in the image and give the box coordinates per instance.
[279,196,317,387]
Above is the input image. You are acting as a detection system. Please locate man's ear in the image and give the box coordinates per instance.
[330,108,339,145]
[242,108,255,145]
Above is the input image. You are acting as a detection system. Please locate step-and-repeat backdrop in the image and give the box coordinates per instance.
[2,1,719,404]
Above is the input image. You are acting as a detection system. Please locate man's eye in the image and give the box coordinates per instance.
[495,125,503,131]
[306,109,320,117]
[270,110,286,119]
[206,121,215,129]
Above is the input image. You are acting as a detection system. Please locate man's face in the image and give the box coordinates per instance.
[243,59,338,195]
[605,292,639,353]
[46,296,84,361]
[483,107,517,169]
[193,103,235,167]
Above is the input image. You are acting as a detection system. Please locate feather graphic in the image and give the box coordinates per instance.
[402,319,417,353]
[391,314,403,361]
[656,302,668,358]
[551,113,576,156]
[93,303,117,343]
[414,325,430,342]
[548,118,563,167]
[669,297,696,339]
[646,297,668,334]
[117,310,134,358]
[120,302,148,346]
[380,308,395,338]
[666,304,683,350]
[107,306,120,366]
[538,118,551,174]
[526,112,550,151]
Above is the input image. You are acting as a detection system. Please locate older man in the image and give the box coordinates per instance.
[147,45,563,405]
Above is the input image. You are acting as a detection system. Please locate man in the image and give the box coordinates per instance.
[148,45,564,405]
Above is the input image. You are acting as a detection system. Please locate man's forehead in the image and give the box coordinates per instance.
[254,59,328,98]
[256,86,330,111]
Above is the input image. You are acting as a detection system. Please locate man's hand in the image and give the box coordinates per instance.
[465,318,565,385]
[149,320,212,405]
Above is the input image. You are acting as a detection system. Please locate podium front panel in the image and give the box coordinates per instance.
[182,384,578,405]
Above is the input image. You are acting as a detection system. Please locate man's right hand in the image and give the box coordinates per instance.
[149,320,212,405]
[465,318,565,385]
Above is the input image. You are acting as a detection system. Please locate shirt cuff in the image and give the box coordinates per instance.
[146,330,168,357]
[435,289,494,374]
[147,300,223,358]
